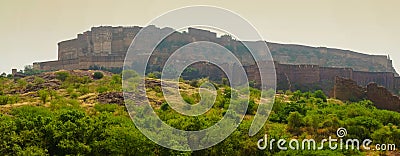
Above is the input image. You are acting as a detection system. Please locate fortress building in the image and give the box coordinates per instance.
[33,26,400,94]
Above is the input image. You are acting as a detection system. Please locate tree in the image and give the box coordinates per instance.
[287,111,303,134]
[23,65,44,76]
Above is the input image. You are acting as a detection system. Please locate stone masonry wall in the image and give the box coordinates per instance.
[34,26,400,95]
[333,76,400,112]
[353,71,395,90]
[366,83,400,112]
[394,77,400,92]
[332,77,366,101]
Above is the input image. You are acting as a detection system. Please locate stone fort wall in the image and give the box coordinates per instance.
[245,63,398,93]
[33,26,400,94]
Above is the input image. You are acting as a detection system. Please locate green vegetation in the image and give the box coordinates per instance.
[38,89,49,104]
[56,71,70,81]
[0,71,399,155]
[93,71,104,79]
[23,65,45,76]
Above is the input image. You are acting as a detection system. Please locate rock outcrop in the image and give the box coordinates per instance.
[97,92,124,105]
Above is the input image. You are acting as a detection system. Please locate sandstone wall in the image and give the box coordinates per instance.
[395,77,400,91]
[36,59,80,71]
[332,77,400,112]
[366,83,400,112]
[57,26,141,61]
[320,67,353,83]
[276,63,320,84]
[58,39,79,60]
[36,56,124,71]
[332,77,366,101]
[353,71,394,90]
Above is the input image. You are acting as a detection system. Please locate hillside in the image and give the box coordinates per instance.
[0,70,399,155]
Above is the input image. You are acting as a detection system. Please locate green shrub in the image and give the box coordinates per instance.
[122,70,139,80]
[93,72,104,79]
[182,93,195,104]
[94,104,118,112]
[56,71,70,81]
[80,76,92,84]
[147,72,161,79]
[246,99,256,115]
[161,102,169,111]
[313,90,327,102]
[78,85,90,95]
[96,86,108,93]
[33,76,45,85]
[38,89,48,104]
[66,87,74,95]
[70,92,79,99]
[0,95,9,105]
[17,79,28,89]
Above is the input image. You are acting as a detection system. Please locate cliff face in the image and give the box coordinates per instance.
[32,25,400,94]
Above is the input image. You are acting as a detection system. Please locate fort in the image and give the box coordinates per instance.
[33,26,400,95]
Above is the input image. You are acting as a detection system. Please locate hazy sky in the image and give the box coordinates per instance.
[1,0,399,74]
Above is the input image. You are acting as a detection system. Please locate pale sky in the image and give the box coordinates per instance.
[1,0,399,74]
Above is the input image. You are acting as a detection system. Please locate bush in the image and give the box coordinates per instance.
[287,111,304,132]
[17,79,28,89]
[147,72,161,79]
[0,95,9,105]
[33,77,45,85]
[56,71,70,81]
[122,70,139,80]
[96,86,108,93]
[246,99,256,115]
[70,92,79,99]
[161,102,169,111]
[94,104,118,112]
[78,86,90,95]
[313,90,327,102]
[182,94,196,104]
[93,72,104,79]
[66,87,74,95]
[38,89,49,104]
